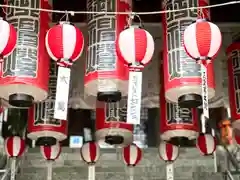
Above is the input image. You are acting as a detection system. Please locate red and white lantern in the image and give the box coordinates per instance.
[116,26,154,125]
[40,142,61,161]
[158,141,179,162]
[183,19,222,122]
[95,101,133,148]
[160,60,199,144]
[196,133,216,155]
[122,143,142,180]
[0,18,17,60]
[80,142,100,180]
[0,0,50,108]
[123,143,142,166]
[5,136,25,180]
[158,141,179,180]
[84,0,131,103]
[45,21,84,120]
[40,142,61,180]
[80,141,100,164]
[162,0,215,110]
[227,42,240,131]
[5,136,25,158]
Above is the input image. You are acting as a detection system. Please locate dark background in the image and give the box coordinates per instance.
[52,0,240,22]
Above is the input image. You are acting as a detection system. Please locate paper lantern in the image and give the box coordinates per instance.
[116,26,154,124]
[158,141,179,162]
[0,18,17,60]
[123,143,142,166]
[45,21,84,120]
[5,136,25,158]
[196,133,216,155]
[80,142,100,180]
[5,136,25,180]
[40,142,61,161]
[160,60,199,145]
[84,0,131,102]
[80,142,100,164]
[0,0,50,108]
[183,19,221,119]
[40,141,61,180]
[227,42,240,131]
[162,0,215,109]
[95,101,133,147]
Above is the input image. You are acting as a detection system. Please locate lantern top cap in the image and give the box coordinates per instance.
[59,21,71,25]
[196,18,208,23]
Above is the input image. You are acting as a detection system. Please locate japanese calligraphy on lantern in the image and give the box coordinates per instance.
[86,0,116,74]
[34,62,61,127]
[166,103,193,124]
[164,0,201,81]
[231,50,240,114]
[3,0,39,78]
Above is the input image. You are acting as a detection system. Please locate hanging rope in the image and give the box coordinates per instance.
[0,1,239,15]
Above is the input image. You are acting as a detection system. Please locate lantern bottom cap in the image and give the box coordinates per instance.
[97,91,122,102]
[178,94,202,108]
[37,137,57,146]
[27,131,67,142]
[96,128,133,148]
[9,93,33,108]
[161,129,198,146]
[105,135,124,145]
[168,137,196,147]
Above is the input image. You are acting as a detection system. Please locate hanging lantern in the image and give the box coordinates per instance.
[226,42,240,132]
[5,136,25,158]
[80,142,100,180]
[0,18,17,61]
[0,0,50,108]
[5,136,25,180]
[183,19,222,123]
[45,21,84,120]
[158,141,179,180]
[158,141,179,162]
[162,0,215,109]
[122,143,142,180]
[116,25,154,124]
[160,60,199,146]
[84,0,131,102]
[123,143,142,166]
[27,62,67,146]
[95,101,133,147]
[40,142,61,180]
[196,133,216,155]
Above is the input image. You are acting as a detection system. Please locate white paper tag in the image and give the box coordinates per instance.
[70,136,83,148]
[54,66,71,120]
[201,64,209,119]
[166,163,174,180]
[127,71,142,124]
[84,128,92,142]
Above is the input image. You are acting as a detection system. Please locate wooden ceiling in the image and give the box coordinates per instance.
[52,0,240,22]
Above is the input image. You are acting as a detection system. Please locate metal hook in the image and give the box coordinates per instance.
[59,11,69,22]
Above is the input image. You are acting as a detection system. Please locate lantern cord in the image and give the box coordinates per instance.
[10,157,16,180]
[0,1,239,15]
[88,165,95,180]
[201,64,209,133]
[47,161,53,180]
[166,162,174,180]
